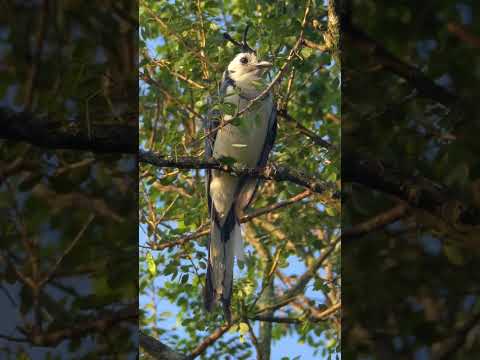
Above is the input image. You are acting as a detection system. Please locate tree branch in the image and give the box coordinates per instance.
[250,303,340,324]
[0,108,137,153]
[279,237,340,301]
[140,322,233,360]
[256,237,340,314]
[343,22,457,106]
[150,59,206,89]
[245,319,263,360]
[447,22,480,48]
[342,202,408,242]
[243,190,312,221]
[302,39,328,52]
[343,154,480,227]
[39,214,95,288]
[139,150,336,195]
[140,332,187,360]
[24,304,137,346]
[146,190,312,251]
[432,311,480,360]
[187,323,232,359]
[277,109,336,150]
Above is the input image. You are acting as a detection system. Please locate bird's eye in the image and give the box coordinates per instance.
[240,57,248,64]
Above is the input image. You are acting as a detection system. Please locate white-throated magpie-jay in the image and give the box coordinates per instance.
[204,26,277,322]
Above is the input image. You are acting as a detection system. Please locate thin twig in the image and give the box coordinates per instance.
[277,109,335,150]
[39,214,95,287]
[302,39,328,52]
[255,236,340,314]
[147,190,312,250]
[342,202,408,242]
[141,71,205,122]
[151,59,206,89]
[250,303,340,323]
[0,252,35,289]
[245,319,262,360]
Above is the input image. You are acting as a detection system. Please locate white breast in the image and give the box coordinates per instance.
[210,86,273,221]
[213,90,272,167]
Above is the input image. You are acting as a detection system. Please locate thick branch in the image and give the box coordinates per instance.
[140,322,232,360]
[140,150,336,195]
[140,332,187,360]
[0,108,137,153]
[343,154,480,227]
[187,323,232,359]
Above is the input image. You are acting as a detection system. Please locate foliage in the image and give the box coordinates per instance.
[0,1,137,358]
[139,0,340,359]
[343,1,480,358]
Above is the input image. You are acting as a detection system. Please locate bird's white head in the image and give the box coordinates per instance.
[227,52,272,85]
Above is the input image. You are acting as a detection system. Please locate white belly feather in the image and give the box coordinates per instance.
[210,90,272,221]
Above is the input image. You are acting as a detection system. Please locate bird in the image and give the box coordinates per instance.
[204,26,277,322]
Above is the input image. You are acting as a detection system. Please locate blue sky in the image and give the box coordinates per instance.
[139,229,326,359]
[140,9,338,358]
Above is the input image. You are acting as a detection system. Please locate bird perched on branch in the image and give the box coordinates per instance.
[204,25,277,322]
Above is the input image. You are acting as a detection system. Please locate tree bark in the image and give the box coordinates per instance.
[140,332,187,360]
[258,280,275,360]
[0,107,137,154]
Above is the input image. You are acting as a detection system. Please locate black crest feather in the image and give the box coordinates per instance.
[223,24,256,53]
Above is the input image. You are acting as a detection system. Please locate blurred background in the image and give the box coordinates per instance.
[0,1,138,359]
[342,1,480,359]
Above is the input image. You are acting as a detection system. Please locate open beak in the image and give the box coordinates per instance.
[253,61,272,76]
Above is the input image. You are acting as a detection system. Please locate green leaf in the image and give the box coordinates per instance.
[238,322,249,334]
[301,47,314,58]
[251,79,265,90]
[217,156,237,166]
[443,243,465,266]
[146,252,156,277]
[159,311,173,318]
[209,23,220,31]
[325,207,336,216]
[231,117,243,127]
[221,102,237,116]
